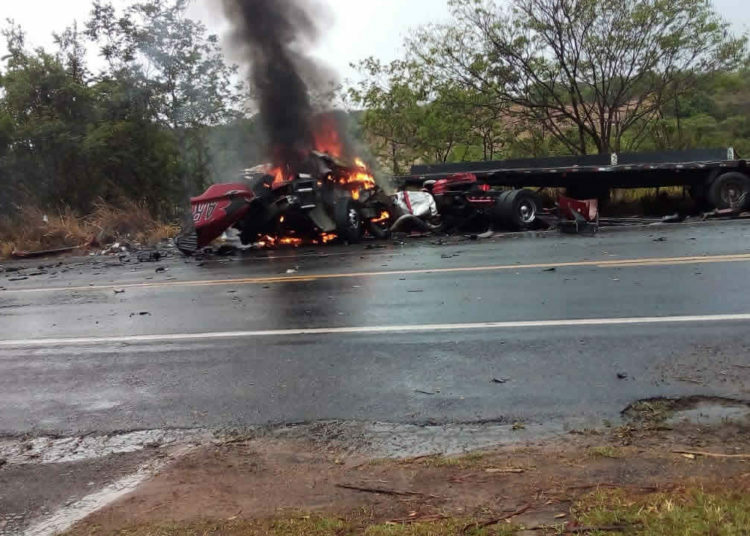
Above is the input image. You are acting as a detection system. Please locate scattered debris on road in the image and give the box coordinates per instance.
[662,213,685,223]
[137,250,163,263]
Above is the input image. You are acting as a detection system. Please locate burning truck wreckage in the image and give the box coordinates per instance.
[175,123,547,256]
[175,156,544,256]
[176,143,400,255]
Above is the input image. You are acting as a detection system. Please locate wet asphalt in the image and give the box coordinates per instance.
[1,221,750,436]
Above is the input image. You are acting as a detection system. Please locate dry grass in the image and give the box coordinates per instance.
[608,187,694,217]
[0,200,178,258]
[588,446,625,459]
[67,516,516,536]
[536,186,695,217]
[85,201,179,246]
[409,451,491,469]
[574,487,750,535]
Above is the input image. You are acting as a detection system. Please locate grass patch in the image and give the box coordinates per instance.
[588,446,625,459]
[573,487,750,535]
[365,519,515,535]
[68,516,516,536]
[67,487,750,535]
[622,399,678,426]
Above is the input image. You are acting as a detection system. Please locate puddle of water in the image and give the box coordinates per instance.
[668,402,750,426]
[268,419,584,458]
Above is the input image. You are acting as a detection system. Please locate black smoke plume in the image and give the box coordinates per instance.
[221,0,319,171]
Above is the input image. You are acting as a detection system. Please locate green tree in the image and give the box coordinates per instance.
[349,58,493,173]
[86,0,242,194]
[0,23,97,211]
[410,0,747,155]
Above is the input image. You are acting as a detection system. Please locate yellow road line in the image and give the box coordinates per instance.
[4,253,750,294]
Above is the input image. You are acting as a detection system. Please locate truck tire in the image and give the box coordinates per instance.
[367,219,390,239]
[708,171,750,209]
[334,198,364,243]
[493,189,542,230]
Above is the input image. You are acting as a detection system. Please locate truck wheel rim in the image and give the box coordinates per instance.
[721,181,743,205]
[348,208,361,229]
[518,200,536,223]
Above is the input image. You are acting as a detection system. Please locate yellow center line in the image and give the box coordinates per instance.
[4,252,750,294]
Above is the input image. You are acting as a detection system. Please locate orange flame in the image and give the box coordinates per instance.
[371,211,390,223]
[279,236,302,246]
[257,233,337,248]
[348,169,376,190]
[271,167,286,187]
[313,115,344,157]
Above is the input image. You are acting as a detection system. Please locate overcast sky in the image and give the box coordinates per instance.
[1,0,748,83]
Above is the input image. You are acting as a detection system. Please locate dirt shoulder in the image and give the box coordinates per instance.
[65,417,750,535]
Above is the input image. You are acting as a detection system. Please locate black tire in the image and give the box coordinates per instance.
[492,189,542,230]
[175,231,198,255]
[334,198,364,243]
[708,171,750,209]
[367,220,390,239]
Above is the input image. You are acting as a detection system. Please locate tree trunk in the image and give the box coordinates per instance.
[391,141,399,175]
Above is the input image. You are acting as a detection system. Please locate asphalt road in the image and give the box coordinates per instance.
[2,221,750,436]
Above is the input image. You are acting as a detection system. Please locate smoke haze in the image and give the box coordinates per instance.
[220,0,320,170]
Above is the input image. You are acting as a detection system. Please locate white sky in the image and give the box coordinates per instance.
[0,0,747,83]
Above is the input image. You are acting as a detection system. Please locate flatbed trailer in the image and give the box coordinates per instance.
[398,148,748,210]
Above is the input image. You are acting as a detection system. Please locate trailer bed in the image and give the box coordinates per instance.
[399,148,745,190]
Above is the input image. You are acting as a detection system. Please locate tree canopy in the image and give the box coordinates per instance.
[0,0,247,218]
[349,0,749,173]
